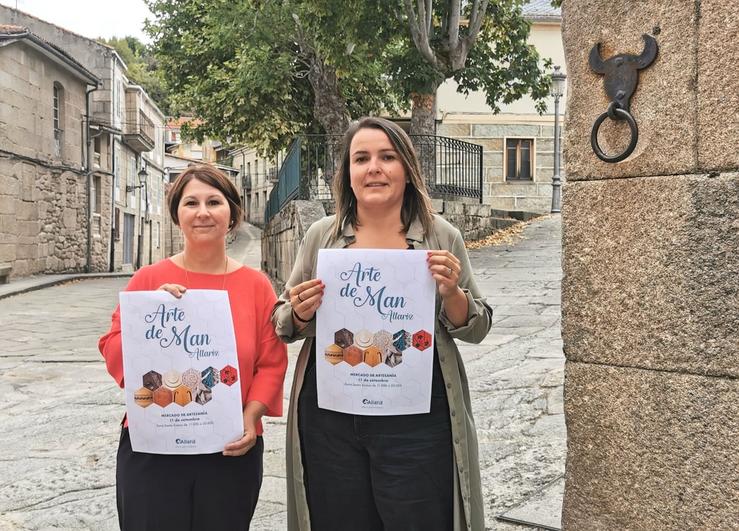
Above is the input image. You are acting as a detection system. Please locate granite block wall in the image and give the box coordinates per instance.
[561,0,738,528]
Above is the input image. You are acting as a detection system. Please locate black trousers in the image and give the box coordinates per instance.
[298,347,454,531]
[116,427,263,531]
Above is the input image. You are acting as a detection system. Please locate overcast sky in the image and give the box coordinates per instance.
[5,0,153,43]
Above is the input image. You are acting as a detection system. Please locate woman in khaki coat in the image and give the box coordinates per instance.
[272,117,492,530]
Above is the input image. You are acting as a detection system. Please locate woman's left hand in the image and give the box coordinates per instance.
[223,412,259,457]
[427,250,463,299]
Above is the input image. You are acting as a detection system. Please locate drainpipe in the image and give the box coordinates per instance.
[109,138,117,272]
[85,83,99,273]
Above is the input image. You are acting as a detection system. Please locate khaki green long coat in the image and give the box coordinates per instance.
[271,214,493,531]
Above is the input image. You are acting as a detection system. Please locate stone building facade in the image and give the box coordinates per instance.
[0,26,101,278]
[230,145,278,227]
[435,0,565,213]
[0,5,167,275]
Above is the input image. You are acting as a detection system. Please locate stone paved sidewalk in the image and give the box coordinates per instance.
[0,216,564,530]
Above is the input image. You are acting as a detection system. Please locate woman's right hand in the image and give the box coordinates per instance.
[290,279,324,327]
[157,284,187,298]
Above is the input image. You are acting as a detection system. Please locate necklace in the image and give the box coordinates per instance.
[182,253,229,291]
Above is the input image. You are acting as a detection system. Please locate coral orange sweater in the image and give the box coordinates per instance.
[98,259,288,434]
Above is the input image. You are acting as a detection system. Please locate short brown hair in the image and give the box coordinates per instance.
[167,164,243,232]
[332,117,435,239]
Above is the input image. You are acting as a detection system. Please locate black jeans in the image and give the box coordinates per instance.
[298,346,454,531]
[116,428,263,531]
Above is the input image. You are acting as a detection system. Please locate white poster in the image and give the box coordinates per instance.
[316,249,436,415]
[119,290,243,454]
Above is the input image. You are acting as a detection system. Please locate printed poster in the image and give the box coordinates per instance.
[316,249,436,415]
[119,290,243,454]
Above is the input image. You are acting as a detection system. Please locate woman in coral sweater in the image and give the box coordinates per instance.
[99,165,287,530]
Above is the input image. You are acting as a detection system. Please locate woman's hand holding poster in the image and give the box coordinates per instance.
[316,249,435,415]
[119,290,243,454]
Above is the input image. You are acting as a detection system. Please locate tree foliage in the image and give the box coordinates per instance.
[392,0,552,133]
[146,0,553,148]
[145,0,401,155]
[97,36,171,113]
[453,1,552,114]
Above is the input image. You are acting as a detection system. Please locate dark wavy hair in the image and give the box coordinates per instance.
[332,117,434,239]
[167,164,243,233]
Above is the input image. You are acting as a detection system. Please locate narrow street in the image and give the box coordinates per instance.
[0,216,565,530]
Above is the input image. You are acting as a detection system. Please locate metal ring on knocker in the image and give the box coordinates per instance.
[590,103,639,163]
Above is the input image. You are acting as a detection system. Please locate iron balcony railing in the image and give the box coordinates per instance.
[265,133,483,224]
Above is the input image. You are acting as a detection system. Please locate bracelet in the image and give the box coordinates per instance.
[293,309,314,324]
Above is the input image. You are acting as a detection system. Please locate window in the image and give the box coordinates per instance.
[92,175,102,214]
[91,175,102,236]
[114,145,122,202]
[53,82,64,156]
[505,138,534,181]
[94,135,102,167]
[116,80,123,120]
[114,207,121,241]
[128,154,136,206]
[155,176,161,215]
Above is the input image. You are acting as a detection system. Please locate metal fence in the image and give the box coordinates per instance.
[265,133,483,224]
[413,135,483,202]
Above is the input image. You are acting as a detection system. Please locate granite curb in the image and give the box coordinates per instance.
[0,272,133,301]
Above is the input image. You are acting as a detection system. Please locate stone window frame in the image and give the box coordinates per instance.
[52,82,65,157]
[504,136,536,181]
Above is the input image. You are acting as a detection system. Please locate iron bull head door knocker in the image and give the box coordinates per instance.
[589,34,658,163]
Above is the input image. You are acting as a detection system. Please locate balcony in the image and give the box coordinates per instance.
[123,89,155,153]
[267,166,278,183]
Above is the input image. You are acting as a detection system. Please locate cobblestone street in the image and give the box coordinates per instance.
[0,216,565,530]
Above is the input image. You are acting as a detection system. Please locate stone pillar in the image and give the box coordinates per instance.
[561,1,738,529]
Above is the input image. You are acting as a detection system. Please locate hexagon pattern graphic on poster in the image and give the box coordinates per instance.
[384,347,403,368]
[343,345,363,366]
[142,370,162,391]
[181,368,200,390]
[325,344,344,365]
[201,366,220,389]
[194,383,212,405]
[163,370,182,389]
[354,329,373,349]
[392,330,412,352]
[153,386,174,407]
[373,330,393,352]
[363,346,383,367]
[134,386,154,408]
[412,330,432,351]
[334,328,354,349]
[174,385,192,406]
[220,365,238,386]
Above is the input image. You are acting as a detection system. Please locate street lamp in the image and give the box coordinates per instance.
[550,65,566,213]
[129,166,149,269]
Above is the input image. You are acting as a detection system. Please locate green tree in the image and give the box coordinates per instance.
[395,0,552,134]
[145,0,401,155]
[97,36,171,113]
[145,0,551,149]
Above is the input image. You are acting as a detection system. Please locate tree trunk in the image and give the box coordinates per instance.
[410,91,437,136]
[306,55,350,137]
[303,53,348,192]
